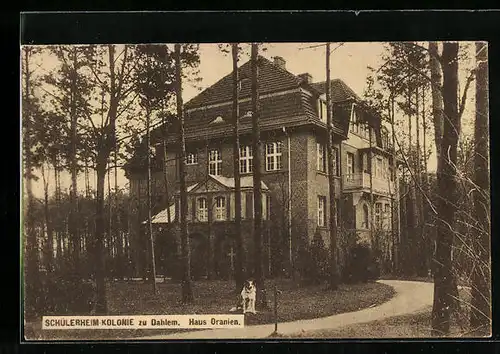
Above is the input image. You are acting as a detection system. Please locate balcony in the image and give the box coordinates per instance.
[343,173,395,195]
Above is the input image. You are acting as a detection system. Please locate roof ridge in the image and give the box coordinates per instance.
[258,55,302,85]
[185,55,303,109]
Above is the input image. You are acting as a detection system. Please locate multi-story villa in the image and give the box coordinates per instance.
[127,55,398,280]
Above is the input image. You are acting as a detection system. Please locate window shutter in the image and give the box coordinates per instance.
[226,194,231,220]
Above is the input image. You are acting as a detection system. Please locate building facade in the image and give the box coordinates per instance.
[128,55,398,280]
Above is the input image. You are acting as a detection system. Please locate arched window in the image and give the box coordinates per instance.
[363,204,369,229]
[197,197,208,222]
[215,196,226,221]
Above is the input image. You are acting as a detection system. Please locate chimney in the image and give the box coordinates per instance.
[298,73,313,84]
[273,56,286,70]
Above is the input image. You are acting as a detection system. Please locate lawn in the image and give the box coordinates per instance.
[278,288,490,338]
[27,278,395,340]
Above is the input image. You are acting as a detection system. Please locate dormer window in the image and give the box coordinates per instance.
[211,116,224,124]
[241,111,253,119]
[238,78,250,92]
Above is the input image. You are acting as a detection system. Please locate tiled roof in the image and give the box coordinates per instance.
[185,56,303,109]
[185,91,306,129]
[150,204,176,224]
[210,175,269,190]
[151,57,363,144]
[311,79,362,103]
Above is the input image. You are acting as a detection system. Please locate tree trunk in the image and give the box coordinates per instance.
[325,42,339,289]
[470,41,491,334]
[114,146,123,279]
[161,108,172,282]
[94,156,108,314]
[54,158,63,266]
[431,41,460,336]
[41,163,54,273]
[369,127,375,251]
[22,47,41,319]
[69,49,80,276]
[175,43,194,303]
[107,166,113,277]
[390,96,401,274]
[251,43,267,308]
[429,42,444,174]
[232,43,244,291]
[422,84,430,274]
[408,86,418,276]
[146,103,157,294]
[415,86,426,277]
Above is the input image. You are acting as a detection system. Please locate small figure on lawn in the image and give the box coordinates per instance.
[230,278,257,314]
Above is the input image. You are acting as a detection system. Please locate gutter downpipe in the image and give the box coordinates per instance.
[283,126,293,279]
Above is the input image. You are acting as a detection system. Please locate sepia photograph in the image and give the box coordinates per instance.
[21,41,491,340]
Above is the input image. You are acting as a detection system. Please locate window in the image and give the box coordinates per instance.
[197,197,208,222]
[317,143,326,172]
[346,152,355,180]
[318,196,326,227]
[375,157,383,178]
[363,204,369,229]
[208,149,222,176]
[350,108,356,133]
[215,196,226,221]
[381,129,390,149]
[318,99,327,123]
[186,152,198,165]
[239,145,253,174]
[265,194,271,220]
[350,109,359,134]
[333,147,339,176]
[266,142,283,171]
[375,202,382,228]
[384,203,391,219]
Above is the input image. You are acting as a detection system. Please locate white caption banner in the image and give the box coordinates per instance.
[42,315,244,330]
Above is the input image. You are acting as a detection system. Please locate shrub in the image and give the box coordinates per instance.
[301,229,330,285]
[342,243,380,284]
[41,271,96,315]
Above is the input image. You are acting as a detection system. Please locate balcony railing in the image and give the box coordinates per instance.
[343,173,395,194]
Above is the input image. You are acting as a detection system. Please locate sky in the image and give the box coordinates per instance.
[27,42,477,199]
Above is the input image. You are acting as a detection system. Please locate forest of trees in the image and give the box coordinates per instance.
[363,41,490,335]
[22,42,490,336]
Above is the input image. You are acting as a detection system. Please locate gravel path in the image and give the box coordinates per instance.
[139,280,434,339]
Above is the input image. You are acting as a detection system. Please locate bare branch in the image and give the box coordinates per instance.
[458,69,476,119]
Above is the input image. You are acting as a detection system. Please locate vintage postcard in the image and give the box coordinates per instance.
[21,41,491,340]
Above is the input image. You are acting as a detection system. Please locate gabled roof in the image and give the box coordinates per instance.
[185,55,303,109]
[210,175,269,190]
[147,176,269,224]
[311,79,362,103]
[187,174,269,194]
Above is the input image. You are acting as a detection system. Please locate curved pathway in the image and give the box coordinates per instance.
[139,280,433,339]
